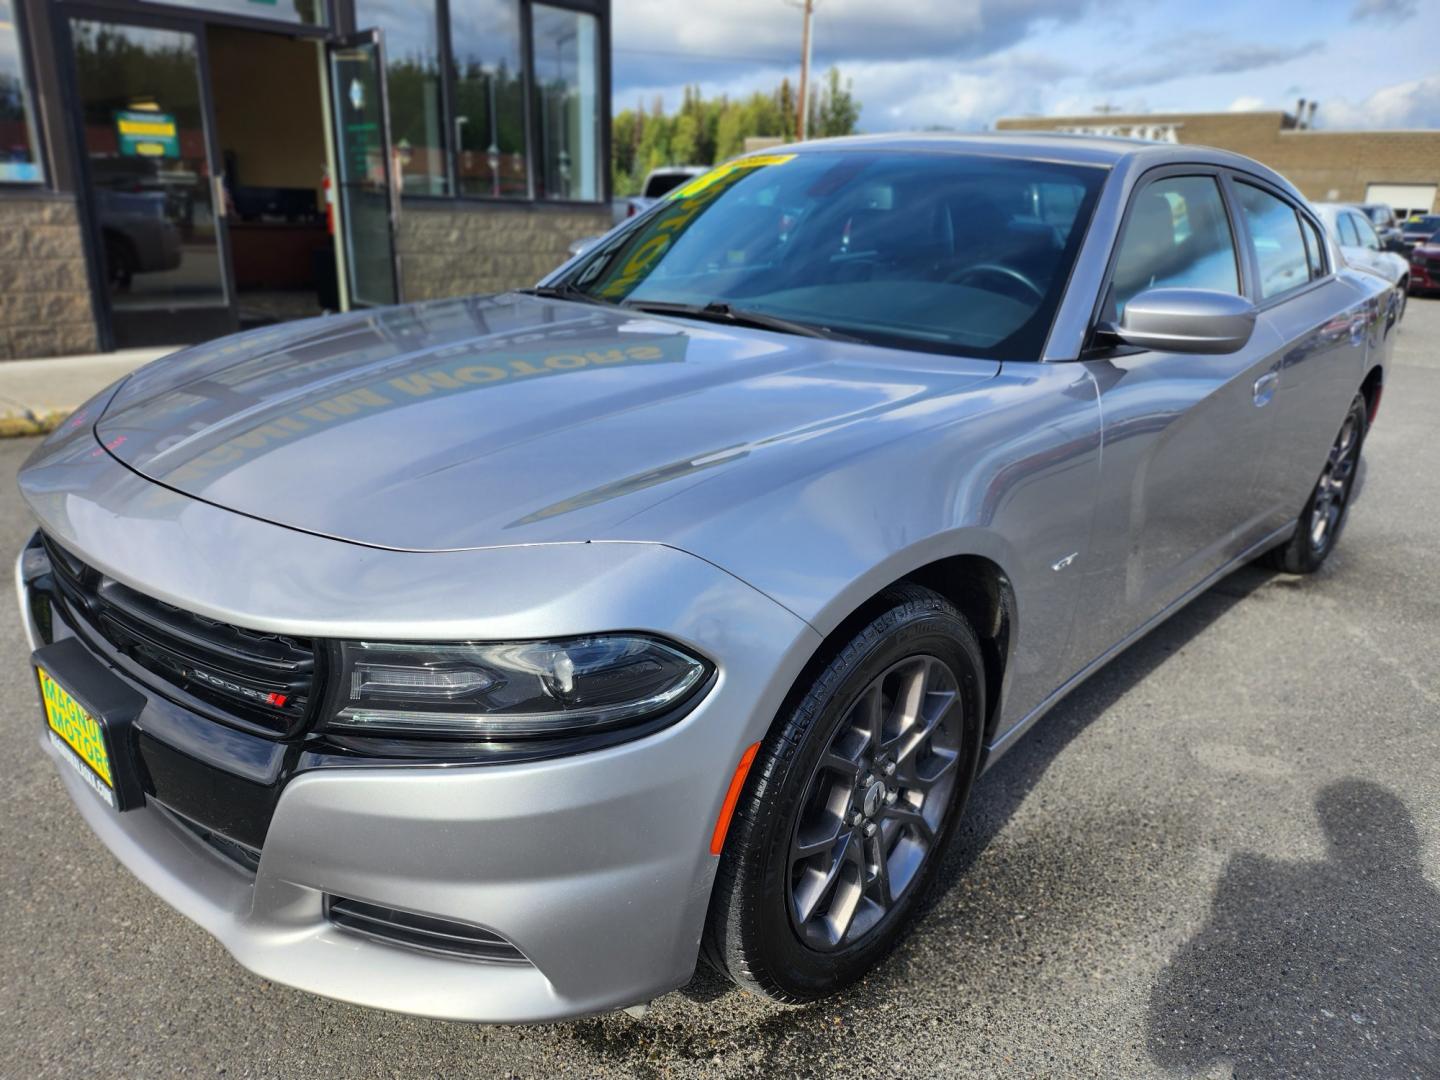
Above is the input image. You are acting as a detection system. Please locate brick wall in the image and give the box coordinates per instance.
[0,195,100,361]
[996,111,1440,211]
[396,201,612,302]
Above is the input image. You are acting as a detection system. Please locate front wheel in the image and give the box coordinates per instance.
[703,585,984,1002]
[1265,393,1367,574]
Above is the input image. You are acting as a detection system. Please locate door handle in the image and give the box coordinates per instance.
[1253,370,1279,407]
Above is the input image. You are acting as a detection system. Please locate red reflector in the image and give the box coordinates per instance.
[266,692,288,708]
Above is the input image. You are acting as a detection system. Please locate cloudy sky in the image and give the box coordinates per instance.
[612,0,1439,131]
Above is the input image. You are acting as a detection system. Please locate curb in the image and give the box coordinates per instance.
[0,409,70,438]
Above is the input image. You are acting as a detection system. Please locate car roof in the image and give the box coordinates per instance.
[757,131,1307,202]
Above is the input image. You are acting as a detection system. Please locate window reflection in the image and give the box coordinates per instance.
[356,0,448,195]
[451,0,528,198]
[532,5,600,202]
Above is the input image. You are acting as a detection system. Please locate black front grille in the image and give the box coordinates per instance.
[326,897,528,964]
[41,534,317,738]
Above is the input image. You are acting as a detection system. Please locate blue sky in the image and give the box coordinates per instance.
[612,0,1440,130]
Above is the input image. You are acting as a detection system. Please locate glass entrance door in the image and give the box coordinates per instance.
[327,31,399,307]
[68,14,236,347]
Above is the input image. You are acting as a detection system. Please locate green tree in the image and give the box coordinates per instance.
[611,72,861,193]
[811,67,860,138]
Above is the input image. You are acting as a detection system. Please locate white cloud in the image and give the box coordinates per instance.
[1228,96,1267,112]
[1317,74,1440,129]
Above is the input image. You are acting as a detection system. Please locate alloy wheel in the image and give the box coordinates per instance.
[788,654,963,951]
[1309,408,1361,553]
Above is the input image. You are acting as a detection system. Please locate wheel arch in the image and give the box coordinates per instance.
[784,548,1017,750]
[1361,363,1384,424]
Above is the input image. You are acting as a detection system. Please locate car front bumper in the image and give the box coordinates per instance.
[15,450,820,1022]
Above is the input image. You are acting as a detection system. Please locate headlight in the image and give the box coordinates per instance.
[323,635,709,740]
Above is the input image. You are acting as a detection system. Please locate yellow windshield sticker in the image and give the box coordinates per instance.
[669,154,796,200]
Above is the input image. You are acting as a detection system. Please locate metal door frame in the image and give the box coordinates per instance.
[326,27,400,308]
[57,1,242,349]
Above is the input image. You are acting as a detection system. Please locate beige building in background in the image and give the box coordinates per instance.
[996,111,1440,217]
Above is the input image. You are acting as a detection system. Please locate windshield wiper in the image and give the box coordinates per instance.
[517,283,614,307]
[620,300,861,342]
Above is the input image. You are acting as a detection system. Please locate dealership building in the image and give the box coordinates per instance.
[0,0,612,359]
[997,109,1440,221]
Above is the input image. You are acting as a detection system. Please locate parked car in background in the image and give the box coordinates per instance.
[97,190,182,292]
[1313,203,1410,320]
[1409,234,1440,295]
[1399,213,1440,253]
[17,136,1395,1023]
[625,165,708,218]
[1356,203,1404,252]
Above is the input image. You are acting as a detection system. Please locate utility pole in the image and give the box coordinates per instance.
[791,0,816,140]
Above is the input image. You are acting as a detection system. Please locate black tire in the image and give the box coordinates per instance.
[1265,392,1367,574]
[104,233,136,293]
[703,584,984,1002]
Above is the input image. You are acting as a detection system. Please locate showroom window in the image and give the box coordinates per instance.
[357,0,450,195]
[0,0,43,184]
[356,0,605,204]
[451,0,529,198]
[532,4,601,201]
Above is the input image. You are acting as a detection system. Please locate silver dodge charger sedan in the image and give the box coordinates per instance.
[15,135,1394,1022]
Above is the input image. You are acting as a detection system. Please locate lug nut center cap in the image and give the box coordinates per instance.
[863,780,886,819]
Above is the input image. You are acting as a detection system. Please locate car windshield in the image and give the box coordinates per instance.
[562,150,1106,360]
[1404,215,1440,233]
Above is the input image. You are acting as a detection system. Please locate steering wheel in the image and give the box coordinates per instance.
[946,263,1044,302]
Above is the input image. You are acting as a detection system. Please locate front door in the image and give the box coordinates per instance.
[1069,170,1282,666]
[65,11,237,348]
[327,31,399,308]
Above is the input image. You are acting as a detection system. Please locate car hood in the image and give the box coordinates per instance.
[96,294,1000,551]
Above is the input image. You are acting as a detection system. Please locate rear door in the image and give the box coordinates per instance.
[1072,168,1284,664]
[1234,182,1369,521]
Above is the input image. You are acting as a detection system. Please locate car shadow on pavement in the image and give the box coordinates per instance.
[676,561,1282,1008]
[1145,778,1440,1078]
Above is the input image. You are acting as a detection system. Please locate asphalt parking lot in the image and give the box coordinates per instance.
[2,300,1437,1080]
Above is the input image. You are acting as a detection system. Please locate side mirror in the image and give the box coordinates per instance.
[1111,288,1257,355]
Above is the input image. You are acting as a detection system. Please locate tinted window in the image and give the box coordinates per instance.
[565,151,1105,360]
[1236,184,1309,300]
[1110,176,1239,316]
[1351,213,1381,250]
[1301,216,1328,279]
[1336,213,1359,247]
[643,172,698,198]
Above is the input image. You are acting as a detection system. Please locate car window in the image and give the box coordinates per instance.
[643,173,696,199]
[1235,183,1310,301]
[1108,175,1239,317]
[1301,215,1328,280]
[1336,213,1360,247]
[565,150,1106,360]
[1351,213,1381,251]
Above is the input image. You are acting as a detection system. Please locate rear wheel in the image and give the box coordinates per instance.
[1265,393,1367,574]
[703,585,984,1002]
